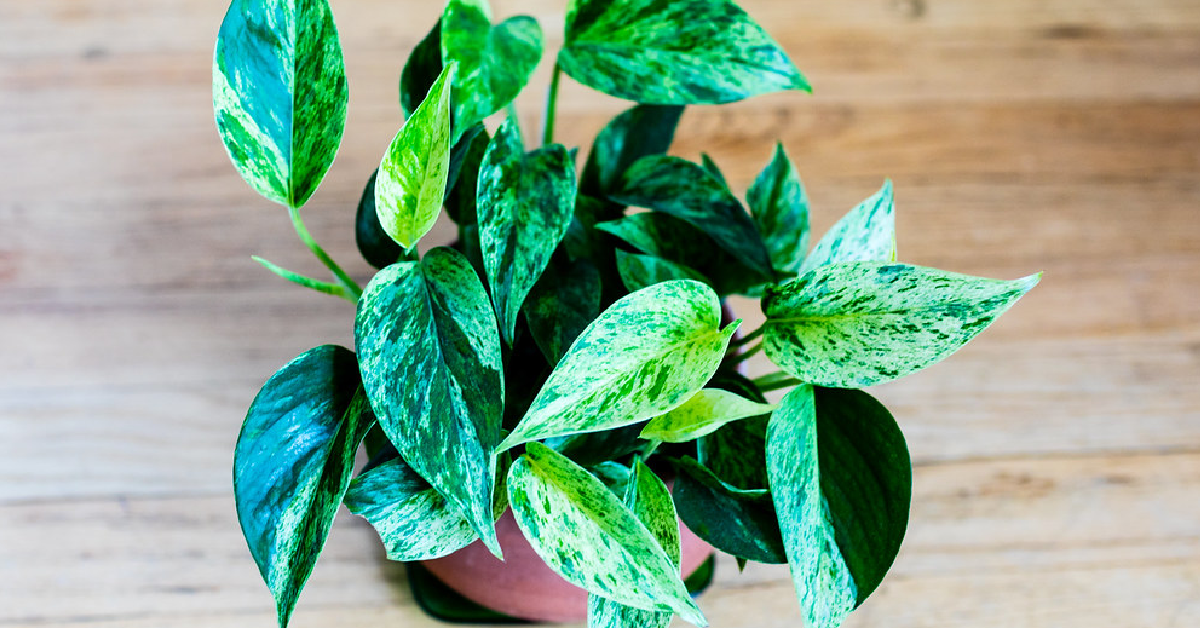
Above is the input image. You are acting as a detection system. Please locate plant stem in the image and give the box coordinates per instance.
[729,325,765,348]
[727,341,764,365]
[287,204,363,300]
[252,255,354,302]
[506,101,523,145]
[754,373,803,393]
[542,61,562,146]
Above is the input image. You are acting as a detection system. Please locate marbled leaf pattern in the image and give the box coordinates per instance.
[374,63,455,251]
[234,346,374,627]
[477,119,577,345]
[355,247,504,557]
[800,181,894,274]
[615,250,707,292]
[641,388,776,443]
[213,0,348,208]
[499,280,737,450]
[354,168,402,269]
[748,143,810,274]
[581,104,685,197]
[442,0,543,141]
[523,256,602,366]
[762,262,1041,387]
[559,0,809,104]
[700,152,728,188]
[507,443,706,626]
[697,371,770,490]
[673,456,786,564]
[612,155,773,278]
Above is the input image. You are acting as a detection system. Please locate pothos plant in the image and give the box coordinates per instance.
[215,0,1040,627]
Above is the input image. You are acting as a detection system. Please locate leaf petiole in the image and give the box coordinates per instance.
[542,60,561,146]
[729,325,765,348]
[753,371,802,394]
[252,256,354,302]
[287,204,363,300]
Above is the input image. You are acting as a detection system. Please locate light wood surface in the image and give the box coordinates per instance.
[2,1,1198,626]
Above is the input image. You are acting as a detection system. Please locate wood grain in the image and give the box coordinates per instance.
[1,0,1198,626]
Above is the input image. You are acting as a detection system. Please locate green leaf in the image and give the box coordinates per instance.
[697,371,770,490]
[700,152,728,188]
[400,18,443,119]
[442,0,544,140]
[612,155,773,278]
[523,256,602,366]
[477,118,578,345]
[767,385,912,628]
[545,424,647,468]
[354,169,403,269]
[581,104,685,197]
[748,143,809,274]
[762,262,1041,387]
[560,0,809,104]
[213,0,349,209]
[641,388,776,443]
[499,280,738,450]
[355,247,505,557]
[373,63,455,251]
[673,457,786,564]
[615,250,707,292]
[507,443,706,626]
[234,346,374,627]
[588,461,679,628]
[800,181,894,274]
[444,124,489,224]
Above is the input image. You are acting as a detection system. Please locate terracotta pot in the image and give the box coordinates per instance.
[421,509,714,623]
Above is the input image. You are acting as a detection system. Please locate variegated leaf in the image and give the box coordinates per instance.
[442,0,543,140]
[612,155,773,278]
[588,461,679,628]
[641,388,776,443]
[673,456,786,564]
[762,262,1041,387]
[700,152,728,188]
[234,346,374,628]
[355,247,504,556]
[799,181,894,274]
[698,371,770,490]
[499,280,738,450]
[559,0,809,104]
[615,250,707,292]
[523,256,602,366]
[213,0,349,208]
[477,118,577,345]
[581,104,685,197]
[374,63,455,251]
[748,143,809,274]
[508,443,706,626]
[767,386,912,628]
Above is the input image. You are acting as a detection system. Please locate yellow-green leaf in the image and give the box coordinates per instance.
[641,388,776,443]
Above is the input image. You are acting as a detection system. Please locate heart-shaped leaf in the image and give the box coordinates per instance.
[559,0,809,104]
[641,388,776,443]
[234,345,374,628]
[213,0,348,208]
[615,250,707,292]
[499,280,737,450]
[354,169,403,269]
[762,262,1041,387]
[400,18,444,119]
[581,104,685,197]
[442,0,543,140]
[673,456,786,564]
[800,181,894,274]
[612,155,773,278]
[508,443,706,626]
[749,143,810,275]
[355,247,505,556]
[767,385,912,628]
[523,255,602,366]
[477,118,577,345]
[374,63,455,251]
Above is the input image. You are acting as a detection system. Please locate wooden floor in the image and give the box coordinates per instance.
[3,1,1199,626]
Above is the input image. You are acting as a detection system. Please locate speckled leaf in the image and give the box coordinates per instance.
[234,345,374,628]
[767,385,912,628]
[697,371,770,490]
[748,143,809,274]
[762,262,1041,387]
[399,18,443,119]
[508,443,706,625]
[477,118,577,345]
[374,64,455,251]
[612,155,773,278]
[588,461,679,628]
[499,280,738,450]
[700,153,728,188]
[581,104,685,197]
[800,182,894,274]
[213,0,349,208]
[559,0,809,104]
[354,169,403,269]
[355,247,504,556]
[523,256,602,365]
[642,388,776,443]
[442,0,543,140]
[673,457,786,564]
[615,250,707,292]
[444,124,489,225]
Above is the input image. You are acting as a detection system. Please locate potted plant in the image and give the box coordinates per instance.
[215,0,1040,627]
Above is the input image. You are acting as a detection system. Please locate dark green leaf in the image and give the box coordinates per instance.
[234,346,374,627]
[523,256,602,366]
[673,457,786,564]
[700,153,727,188]
[762,262,1041,387]
[355,247,505,556]
[355,169,403,269]
[697,370,770,490]
[400,18,443,119]
[560,0,809,105]
[214,0,349,208]
[748,143,809,275]
[615,250,707,292]
[800,181,894,274]
[477,118,578,345]
[444,124,489,224]
[581,104,685,197]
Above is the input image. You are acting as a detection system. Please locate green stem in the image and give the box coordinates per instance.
[506,101,523,146]
[542,61,562,146]
[287,204,362,300]
[730,325,765,348]
[252,255,353,302]
[755,373,803,394]
[633,438,662,466]
[727,341,764,365]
